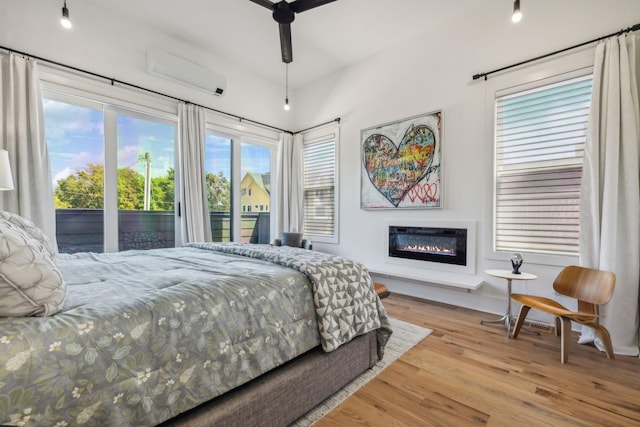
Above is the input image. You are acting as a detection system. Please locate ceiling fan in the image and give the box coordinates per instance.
[250,0,338,63]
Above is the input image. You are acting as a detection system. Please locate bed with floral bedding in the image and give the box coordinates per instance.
[0,240,391,427]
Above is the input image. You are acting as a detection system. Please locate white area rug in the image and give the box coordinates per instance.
[291,317,432,426]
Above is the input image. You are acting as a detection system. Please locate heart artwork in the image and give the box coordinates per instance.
[363,124,436,207]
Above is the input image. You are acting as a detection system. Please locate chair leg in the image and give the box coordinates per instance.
[559,317,571,364]
[592,324,615,359]
[511,305,531,338]
[554,317,561,337]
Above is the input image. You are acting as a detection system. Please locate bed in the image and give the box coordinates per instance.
[0,217,391,427]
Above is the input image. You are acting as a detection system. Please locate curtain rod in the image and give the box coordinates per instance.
[294,118,341,134]
[472,22,640,81]
[0,44,299,134]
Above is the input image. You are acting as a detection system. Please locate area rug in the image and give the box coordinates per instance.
[291,317,432,426]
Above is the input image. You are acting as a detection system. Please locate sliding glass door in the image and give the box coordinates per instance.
[45,97,106,252]
[43,92,178,253]
[240,141,271,243]
[205,133,232,241]
[116,113,176,251]
[44,89,278,252]
[205,131,275,244]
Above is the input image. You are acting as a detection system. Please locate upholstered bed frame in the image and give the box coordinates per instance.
[162,330,378,426]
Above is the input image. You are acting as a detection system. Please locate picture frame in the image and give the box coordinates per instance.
[360,110,442,209]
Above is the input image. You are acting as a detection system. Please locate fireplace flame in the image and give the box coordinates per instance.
[399,244,456,256]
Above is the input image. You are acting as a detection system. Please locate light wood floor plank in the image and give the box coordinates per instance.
[314,294,640,427]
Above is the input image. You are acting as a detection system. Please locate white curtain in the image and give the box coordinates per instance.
[178,103,212,243]
[0,52,57,249]
[274,132,303,236]
[579,33,640,357]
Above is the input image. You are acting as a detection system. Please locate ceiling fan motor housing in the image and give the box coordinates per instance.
[250,0,337,63]
[273,2,295,24]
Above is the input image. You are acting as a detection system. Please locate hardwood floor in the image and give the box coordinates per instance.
[316,294,640,427]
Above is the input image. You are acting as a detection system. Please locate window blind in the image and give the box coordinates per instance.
[494,74,593,256]
[303,136,335,237]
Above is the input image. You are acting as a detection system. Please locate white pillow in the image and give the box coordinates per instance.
[0,218,66,317]
[0,211,57,257]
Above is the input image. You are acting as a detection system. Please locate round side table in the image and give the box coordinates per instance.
[482,269,537,336]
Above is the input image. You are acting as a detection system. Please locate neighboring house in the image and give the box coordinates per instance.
[241,172,270,213]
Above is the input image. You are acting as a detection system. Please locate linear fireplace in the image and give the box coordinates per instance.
[388,226,467,266]
[384,220,476,275]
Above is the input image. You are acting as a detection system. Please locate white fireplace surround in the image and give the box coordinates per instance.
[383,220,477,275]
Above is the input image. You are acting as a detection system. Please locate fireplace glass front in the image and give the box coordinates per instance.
[388,226,467,266]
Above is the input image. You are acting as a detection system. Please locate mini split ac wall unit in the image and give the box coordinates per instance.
[146,48,226,96]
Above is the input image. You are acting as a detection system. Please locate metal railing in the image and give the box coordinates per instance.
[55,209,270,253]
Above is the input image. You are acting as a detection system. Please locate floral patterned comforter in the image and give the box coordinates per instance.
[187,243,392,357]
[0,246,325,426]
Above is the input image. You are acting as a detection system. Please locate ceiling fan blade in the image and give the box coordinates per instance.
[279,22,293,63]
[290,0,337,13]
[249,0,275,11]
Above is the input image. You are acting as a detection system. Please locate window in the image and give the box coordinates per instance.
[44,94,177,253]
[41,68,279,251]
[240,142,271,243]
[117,114,175,251]
[302,129,339,243]
[494,74,593,256]
[206,132,275,244]
[45,98,105,253]
[205,134,232,242]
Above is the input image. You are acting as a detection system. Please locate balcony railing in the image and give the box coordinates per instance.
[55,209,270,253]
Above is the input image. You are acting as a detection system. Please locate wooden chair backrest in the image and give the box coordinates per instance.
[553,265,616,306]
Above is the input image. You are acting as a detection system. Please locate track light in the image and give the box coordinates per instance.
[61,0,72,29]
[512,0,522,23]
[283,63,291,111]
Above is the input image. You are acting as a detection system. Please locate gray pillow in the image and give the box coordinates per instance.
[0,210,57,257]
[0,219,66,317]
[280,232,303,248]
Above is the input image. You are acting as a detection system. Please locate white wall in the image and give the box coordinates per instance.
[0,0,295,131]
[2,0,639,320]
[293,0,640,320]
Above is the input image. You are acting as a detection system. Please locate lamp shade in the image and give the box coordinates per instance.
[0,149,14,191]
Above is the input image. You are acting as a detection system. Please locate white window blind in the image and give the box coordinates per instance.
[494,74,593,256]
[303,136,336,238]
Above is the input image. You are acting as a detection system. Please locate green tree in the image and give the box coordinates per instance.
[54,164,221,213]
[54,163,104,208]
[54,163,147,210]
[117,167,144,209]
[53,193,71,209]
[151,168,174,210]
[207,171,230,211]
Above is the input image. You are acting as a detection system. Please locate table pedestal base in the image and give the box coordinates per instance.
[480,313,514,335]
[480,274,541,337]
[480,312,541,337]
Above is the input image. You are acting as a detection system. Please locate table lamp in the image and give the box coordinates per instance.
[0,149,14,191]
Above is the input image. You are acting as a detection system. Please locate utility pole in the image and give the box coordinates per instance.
[143,152,151,210]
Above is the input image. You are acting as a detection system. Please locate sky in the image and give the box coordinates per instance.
[43,98,271,189]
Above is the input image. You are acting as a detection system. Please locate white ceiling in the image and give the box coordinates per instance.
[83,0,487,90]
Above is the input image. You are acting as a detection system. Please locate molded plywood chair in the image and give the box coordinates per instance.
[511,265,616,364]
